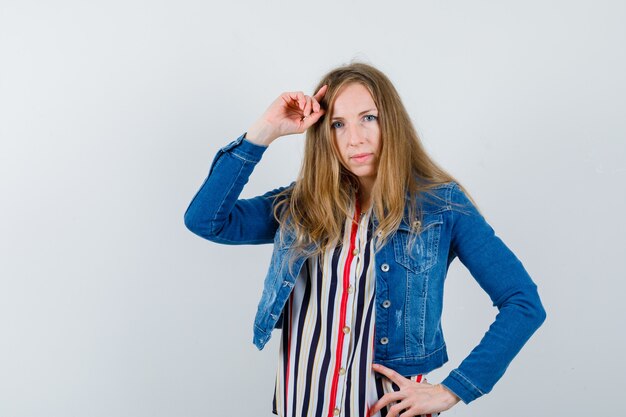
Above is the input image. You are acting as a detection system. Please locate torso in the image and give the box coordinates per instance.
[272,201,438,417]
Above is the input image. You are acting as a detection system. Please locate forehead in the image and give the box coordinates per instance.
[331,83,377,116]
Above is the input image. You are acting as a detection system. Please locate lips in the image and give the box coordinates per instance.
[350,153,373,163]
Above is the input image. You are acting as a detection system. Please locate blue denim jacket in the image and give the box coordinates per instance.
[184,133,546,404]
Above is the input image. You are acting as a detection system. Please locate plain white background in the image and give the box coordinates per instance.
[1,1,625,416]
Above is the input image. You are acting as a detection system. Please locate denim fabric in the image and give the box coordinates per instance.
[184,133,547,404]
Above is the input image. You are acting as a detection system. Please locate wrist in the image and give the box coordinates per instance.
[436,384,461,407]
[246,119,277,146]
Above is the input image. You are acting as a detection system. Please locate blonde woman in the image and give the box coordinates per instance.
[184,62,546,417]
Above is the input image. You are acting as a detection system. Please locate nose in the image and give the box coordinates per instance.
[346,123,365,146]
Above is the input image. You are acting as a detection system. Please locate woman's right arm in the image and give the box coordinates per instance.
[184,85,328,245]
[183,133,290,245]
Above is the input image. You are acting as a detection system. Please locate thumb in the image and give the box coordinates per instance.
[302,109,325,129]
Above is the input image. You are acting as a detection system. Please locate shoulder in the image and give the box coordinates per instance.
[415,181,458,213]
[421,180,476,206]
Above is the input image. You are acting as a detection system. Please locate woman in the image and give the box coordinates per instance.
[184,62,546,417]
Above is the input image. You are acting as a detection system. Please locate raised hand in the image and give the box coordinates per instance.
[245,85,328,146]
[369,364,460,417]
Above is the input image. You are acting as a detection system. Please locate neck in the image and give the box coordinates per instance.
[358,178,375,213]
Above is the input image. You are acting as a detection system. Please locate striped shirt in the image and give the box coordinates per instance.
[272,200,439,417]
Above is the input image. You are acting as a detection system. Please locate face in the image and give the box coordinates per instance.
[330,83,381,189]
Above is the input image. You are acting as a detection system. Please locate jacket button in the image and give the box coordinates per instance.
[381,263,389,272]
[412,220,422,231]
[380,337,389,345]
[382,300,391,308]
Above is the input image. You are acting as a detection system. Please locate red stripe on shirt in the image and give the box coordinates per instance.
[326,199,361,417]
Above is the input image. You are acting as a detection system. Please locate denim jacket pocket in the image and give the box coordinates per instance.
[391,214,444,358]
[392,214,443,274]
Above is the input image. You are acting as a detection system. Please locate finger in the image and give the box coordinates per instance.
[286,91,306,110]
[302,109,325,129]
[372,364,409,388]
[301,111,325,132]
[398,405,421,417]
[313,84,328,101]
[387,399,412,417]
[296,91,306,110]
[311,96,321,114]
[368,391,404,415]
[400,402,431,417]
[302,96,313,117]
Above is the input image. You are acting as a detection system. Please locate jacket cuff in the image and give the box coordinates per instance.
[221,132,268,164]
[441,370,485,404]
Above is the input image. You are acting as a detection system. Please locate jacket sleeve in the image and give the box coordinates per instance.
[183,133,293,245]
[440,183,547,404]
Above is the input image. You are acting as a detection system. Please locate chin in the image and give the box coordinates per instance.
[351,168,375,177]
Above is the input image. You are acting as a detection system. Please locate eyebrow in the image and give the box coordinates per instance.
[331,108,378,121]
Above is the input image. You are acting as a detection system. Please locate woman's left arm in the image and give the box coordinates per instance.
[439,182,547,404]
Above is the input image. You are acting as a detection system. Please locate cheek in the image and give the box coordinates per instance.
[333,136,350,164]
[369,128,382,153]
[341,148,351,164]
[334,135,346,153]
[364,122,380,137]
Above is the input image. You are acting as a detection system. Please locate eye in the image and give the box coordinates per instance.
[363,114,378,122]
[331,121,344,129]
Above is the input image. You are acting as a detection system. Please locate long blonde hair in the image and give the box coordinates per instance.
[273,62,474,260]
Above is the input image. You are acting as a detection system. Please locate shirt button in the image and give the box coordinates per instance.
[333,408,340,416]
[339,367,346,375]
[382,300,391,308]
[381,263,389,272]
[380,337,389,345]
[352,248,359,256]
[343,326,351,334]
[348,285,354,294]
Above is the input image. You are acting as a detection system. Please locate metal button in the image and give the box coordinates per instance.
[380,337,389,345]
[381,263,389,272]
[343,326,351,334]
[412,220,422,231]
[382,300,391,308]
[333,408,340,416]
[339,367,346,375]
[352,248,359,256]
